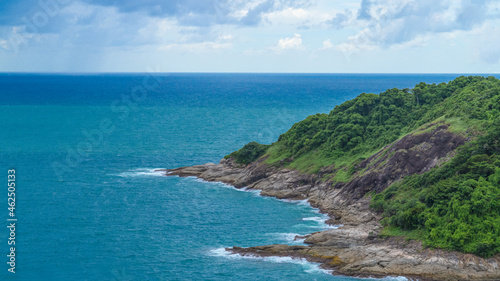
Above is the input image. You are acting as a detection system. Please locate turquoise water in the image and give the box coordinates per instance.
[1,73,494,280]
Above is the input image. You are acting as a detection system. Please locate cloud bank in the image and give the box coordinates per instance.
[0,0,499,72]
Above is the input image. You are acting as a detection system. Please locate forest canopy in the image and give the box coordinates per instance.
[226,76,500,257]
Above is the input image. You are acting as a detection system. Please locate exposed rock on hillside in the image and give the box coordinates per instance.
[166,124,500,280]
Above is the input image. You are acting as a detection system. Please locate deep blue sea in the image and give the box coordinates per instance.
[1,73,497,280]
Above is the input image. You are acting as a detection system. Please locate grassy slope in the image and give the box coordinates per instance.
[227,76,500,257]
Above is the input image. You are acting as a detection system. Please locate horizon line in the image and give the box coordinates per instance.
[1,72,499,75]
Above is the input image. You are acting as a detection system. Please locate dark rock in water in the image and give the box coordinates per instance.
[153,169,167,172]
[166,124,499,281]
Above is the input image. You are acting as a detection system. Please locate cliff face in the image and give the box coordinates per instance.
[166,123,500,280]
[334,122,466,202]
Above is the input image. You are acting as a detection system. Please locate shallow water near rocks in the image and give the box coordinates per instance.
[1,73,486,280]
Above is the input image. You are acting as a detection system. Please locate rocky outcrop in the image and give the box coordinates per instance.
[227,238,500,281]
[165,124,500,280]
[333,122,466,202]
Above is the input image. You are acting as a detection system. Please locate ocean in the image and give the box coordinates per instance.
[1,73,494,280]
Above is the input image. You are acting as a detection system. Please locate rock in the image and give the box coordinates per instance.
[165,125,500,280]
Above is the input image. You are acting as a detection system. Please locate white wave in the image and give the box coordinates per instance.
[245,188,263,196]
[209,247,233,258]
[278,198,311,207]
[302,216,326,223]
[364,277,409,281]
[115,168,166,178]
[266,233,306,244]
[192,178,236,190]
[190,177,263,196]
[293,223,341,230]
[181,177,340,232]
[195,178,339,230]
[300,214,341,230]
[210,249,409,280]
[348,275,410,281]
[209,248,332,275]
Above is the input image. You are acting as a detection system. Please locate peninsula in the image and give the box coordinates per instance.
[166,76,500,281]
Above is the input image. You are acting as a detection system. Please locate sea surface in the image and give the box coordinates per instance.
[1,73,497,280]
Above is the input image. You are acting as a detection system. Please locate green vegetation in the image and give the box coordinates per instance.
[225,141,269,165]
[262,76,497,174]
[226,75,500,257]
[372,124,500,258]
[369,77,500,258]
[378,226,425,241]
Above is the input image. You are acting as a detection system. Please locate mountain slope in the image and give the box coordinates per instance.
[227,76,500,258]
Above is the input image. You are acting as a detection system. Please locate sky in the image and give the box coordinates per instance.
[0,0,499,73]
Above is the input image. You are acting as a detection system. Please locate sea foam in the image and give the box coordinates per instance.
[209,248,332,275]
[301,216,341,230]
[191,177,263,196]
[210,248,410,280]
[115,168,166,178]
[266,232,306,244]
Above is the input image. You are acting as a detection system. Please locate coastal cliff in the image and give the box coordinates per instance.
[165,76,500,280]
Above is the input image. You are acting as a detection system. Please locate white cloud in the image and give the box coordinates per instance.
[218,34,233,40]
[0,39,9,50]
[326,9,354,29]
[337,27,377,51]
[159,41,232,52]
[321,0,500,63]
[472,23,500,64]
[276,33,304,50]
[264,7,332,26]
[159,32,234,53]
[137,18,175,44]
[1,0,500,72]
[351,0,493,47]
[320,39,334,50]
[78,0,307,27]
[389,35,430,50]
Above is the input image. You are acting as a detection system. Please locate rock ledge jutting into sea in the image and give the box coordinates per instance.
[165,123,500,281]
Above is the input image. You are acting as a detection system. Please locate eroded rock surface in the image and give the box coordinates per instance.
[166,124,500,280]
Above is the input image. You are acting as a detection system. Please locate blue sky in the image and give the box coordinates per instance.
[0,0,499,73]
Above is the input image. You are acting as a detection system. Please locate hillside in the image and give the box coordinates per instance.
[227,76,500,258]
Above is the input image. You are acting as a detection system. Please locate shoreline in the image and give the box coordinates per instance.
[164,155,500,281]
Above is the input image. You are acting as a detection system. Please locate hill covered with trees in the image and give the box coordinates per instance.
[226,76,500,258]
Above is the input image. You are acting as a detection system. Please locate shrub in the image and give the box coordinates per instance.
[226,141,268,165]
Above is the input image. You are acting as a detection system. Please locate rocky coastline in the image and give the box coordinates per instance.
[164,124,500,281]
